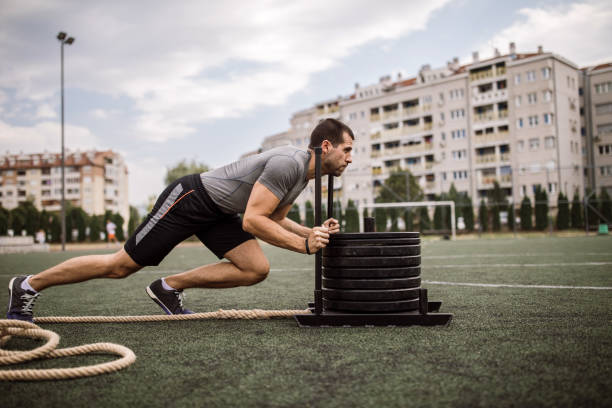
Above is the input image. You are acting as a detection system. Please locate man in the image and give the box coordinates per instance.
[106,219,118,246]
[7,118,354,321]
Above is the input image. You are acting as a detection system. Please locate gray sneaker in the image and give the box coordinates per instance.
[146,279,194,315]
[7,276,40,322]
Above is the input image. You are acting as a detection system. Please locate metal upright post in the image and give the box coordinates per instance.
[327,175,334,220]
[314,147,323,315]
[60,40,66,251]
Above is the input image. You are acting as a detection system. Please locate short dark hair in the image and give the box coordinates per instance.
[309,118,354,149]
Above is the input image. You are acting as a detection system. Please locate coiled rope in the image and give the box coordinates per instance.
[0,309,309,381]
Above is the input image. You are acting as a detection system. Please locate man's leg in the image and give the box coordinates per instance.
[29,248,142,291]
[163,239,269,290]
[7,248,142,321]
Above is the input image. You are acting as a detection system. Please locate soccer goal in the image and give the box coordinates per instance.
[358,201,456,240]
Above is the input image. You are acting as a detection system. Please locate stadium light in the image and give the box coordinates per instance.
[57,31,75,251]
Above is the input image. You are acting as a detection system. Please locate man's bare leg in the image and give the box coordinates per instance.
[28,248,142,292]
[164,239,270,290]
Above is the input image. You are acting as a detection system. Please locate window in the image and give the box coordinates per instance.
[541,67,551,79]
[594,82,611,94]
[595,103,612,116]
[517,118,524,129]
[514,74,521,85]
[600,166,612,176]
[543,113,553,124]
[544,136,555,149]
[441,132,446,140]
[515,95,522,107]
[528,115,539,127]
[453,170,468,180]
[452,150,467,160]
[517,140,525,152]
[529,138,540,150]
[440,112,445,121]
[526,70,536,82]
[450,109,465,119]
[598,123,612,134]
[548,183,557,194]
[543,90,552,102]
[527,92,537,104]
[599,144,611,155]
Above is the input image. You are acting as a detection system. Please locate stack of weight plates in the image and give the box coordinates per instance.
[322,232,421,313]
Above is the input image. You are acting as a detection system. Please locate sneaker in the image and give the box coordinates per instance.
[7,276,40,322]
[146,279,194,315]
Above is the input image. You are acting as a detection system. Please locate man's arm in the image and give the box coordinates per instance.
[243,182,329,254]
[270,204,311,238]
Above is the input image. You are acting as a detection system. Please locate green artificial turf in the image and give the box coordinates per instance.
[1,235,611,407]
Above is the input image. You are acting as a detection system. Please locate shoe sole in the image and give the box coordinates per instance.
[7,277,16,318]
[146,286,173,315]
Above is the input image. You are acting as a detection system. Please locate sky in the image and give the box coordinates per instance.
[1,0,611,207]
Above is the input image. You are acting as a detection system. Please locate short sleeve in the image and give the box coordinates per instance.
[258,155,301,201]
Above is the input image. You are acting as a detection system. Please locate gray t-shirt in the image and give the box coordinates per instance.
[200,146,311,214]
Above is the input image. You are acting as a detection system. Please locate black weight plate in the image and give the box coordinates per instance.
[323,276,421,289]
[323,298,420,313]
[331,232,419,240]
[323,288,420,301]
[323,266,421,279]
[323,245,420,257]
[328,238,420,247]
[323,255,420,268]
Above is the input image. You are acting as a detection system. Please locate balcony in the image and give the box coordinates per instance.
[500,174,512,183]
[372,168,382,176]
[425,181,435,190]
[370,113,381,122]
[474,132,509,145]
[500,152,511,162]
[403,106,420,116]
[370,132,381,140]
[470,70,493,82]
[472,89,508,105]
[424,162,435,170]
[496,66,507,76]
[474,111,508,123]
[402,143,433,155]
[382,127,402,138]
[383,110,400,120]
[423,122,433,131]
[475,154,497,164]
[370,151,382,158]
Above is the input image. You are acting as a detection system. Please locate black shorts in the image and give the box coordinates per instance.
[124,173,254,266]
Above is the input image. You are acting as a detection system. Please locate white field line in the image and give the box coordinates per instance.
[423,281,612,290]
[427,262,612,268]
[426,253,612,259]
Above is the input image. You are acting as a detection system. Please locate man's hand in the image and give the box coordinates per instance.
[323,218,340,235]
[307,226,329,254]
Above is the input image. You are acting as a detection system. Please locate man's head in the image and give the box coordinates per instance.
[309,118,354,176]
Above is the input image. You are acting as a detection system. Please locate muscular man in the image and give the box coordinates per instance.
[7,118,354,321]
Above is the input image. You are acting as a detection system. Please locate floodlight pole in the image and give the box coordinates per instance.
[57,32,74,251]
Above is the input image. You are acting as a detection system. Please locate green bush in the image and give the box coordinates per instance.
[600,189,612,224]
[305,201,314,227]
[478,199,488,232]
[534,186,549,230]
[287,204,301,224]
[556,192,570,230]
[344,200,359,233]
[520,196,533,231]
[570,191,583,229]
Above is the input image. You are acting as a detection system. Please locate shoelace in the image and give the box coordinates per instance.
[20,292,40,315]
[174,290,185,310]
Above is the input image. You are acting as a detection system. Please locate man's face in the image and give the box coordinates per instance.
[323,132,353,176]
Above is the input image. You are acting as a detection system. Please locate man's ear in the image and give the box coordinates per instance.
[321,139,333,154]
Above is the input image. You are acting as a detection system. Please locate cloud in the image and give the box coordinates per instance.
[0,0,451,142]
[474,0,612,66]
[34,103,56,119]
[123,155,166,205]
[0,120,101,154]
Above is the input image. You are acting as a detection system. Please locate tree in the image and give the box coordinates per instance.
[344,199,359,233]
[305,201,314,227]
[332,200,343,227]
[9,208,26,236]
[489,181,506,232]
[89,215,104,242]
[69,207,88,242]
[556,192,570,230]
[403,208,414,231]
[462,194,475,232]
[0,205,8,235]
[585,190,599,227]
[376,171,424,203]
[534,186,549,230]
[478,199,488,232]
[599,188,612,224]
[111,212,126,241]
[128,206,141,236]
[507,204,515,230]
[165,159,210,185]
[418,207,430,232]
[375,207,387,232]
[433,198,443,230]
[570,191,583,229]
[287,204,301,224]
[520,196,533,231]
[50,213,61,243]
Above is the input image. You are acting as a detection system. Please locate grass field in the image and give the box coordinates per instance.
[1,235,611,407]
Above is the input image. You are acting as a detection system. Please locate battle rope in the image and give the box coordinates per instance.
[0,309,309,381]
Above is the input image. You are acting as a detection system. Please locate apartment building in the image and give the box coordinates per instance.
[259,43,605,218]
[581,63,612,195]
[0,150,129,223]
